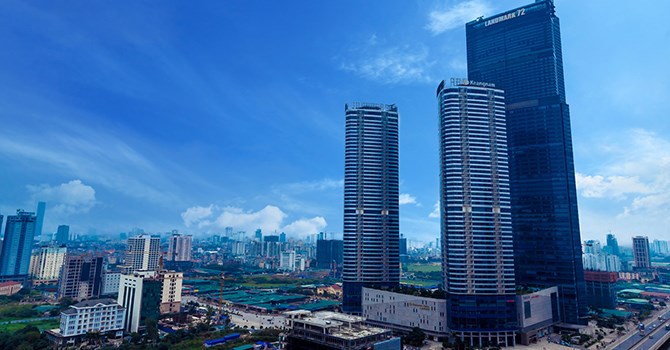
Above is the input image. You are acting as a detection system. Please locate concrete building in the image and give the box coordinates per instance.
[437,81,517,346]
[632,236,651,269]
[342,103,400,314]
[316,239,343,272]
[29,245,66,284]
[285,311,400,350]
[167,233,192,262]
[362,287,448,340]
[102,272,121,296]
[125,235,161,271]
[46,298,124,346]
[0,281,22,296]
[159,271,183,314]
[58,254,104,300]
[117,273,162,333]
[516,287,561,345]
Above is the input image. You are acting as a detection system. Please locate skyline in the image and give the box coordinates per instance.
[1,0,669,244]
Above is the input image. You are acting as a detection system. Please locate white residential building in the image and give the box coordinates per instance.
[159,271,183,314]
[102,272,121,295]
[57,298,124,338]
[29,245,66,283]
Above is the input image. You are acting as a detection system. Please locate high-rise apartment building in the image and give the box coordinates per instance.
[29,244,66,283]
[466,0,586,324]
[437,81,517,346]
[632,236,651,269]
[0,210,37,280]
[117,273,162,333]
[167,233,192,262]
[55,225,70,244]
[58,254,104,300]
[342,103,400,314]
[35,202,46,239]
[280,251,297,271]
[125,235,161,271]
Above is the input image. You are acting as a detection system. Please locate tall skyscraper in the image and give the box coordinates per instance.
[437,81,517,346]
[167,233,192,262]
[632,236,651,269]
[55,225,70,244]
[342,103,400,314]
[126,235,161,271]
[35,202,46,239]
[317,239,343,270]
[606,233,620,256]
[0,210,37,280]
[466,0,587,324]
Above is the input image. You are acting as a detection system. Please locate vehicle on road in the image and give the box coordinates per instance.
[665,323,670,331]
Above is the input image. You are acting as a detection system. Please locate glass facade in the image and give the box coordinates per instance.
[466,0,587,324]
[437,82,517,347]
[0,210,36,278]
[342,103,400,314]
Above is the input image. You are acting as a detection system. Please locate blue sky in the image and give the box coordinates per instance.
[0,0,669,246]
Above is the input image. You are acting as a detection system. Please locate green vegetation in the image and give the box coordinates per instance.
[403,327,426,347]
[0,324,51,350]
[0,318,59,333]
[106,327,282,350]
[0,304,40,321]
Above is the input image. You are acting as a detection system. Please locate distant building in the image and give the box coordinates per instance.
[46,298,125,346]
[632,236,651,269]
[35,202,46,239]
[55,225,70,244]
[29,245,66,284]
[0,210,37,281]
[362,287,448,340]
[263,235,281,258]
[399,235,407,256]
[279,232,287,243]
[285,311,400,350]
[583,271,618,309]
[167,233,192,262]
[125,235,161,271]
[255,229,263,241]
[280,251,296,271]
[316,239,343,271]
[606,233,620,256]
[651,240,669,256]
[58,254,104,300]
[0,281,22,296]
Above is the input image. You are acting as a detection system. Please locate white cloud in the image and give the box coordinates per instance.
[429,201,440,218]
[427,0,492,35]
[399,193,417,205]
[575,174,652,199]
[341,45,434,84]
[181,205,214,228]
[27,179,96,215]
[282,178,344,193]
[283,217,328,238]
[214,205,287,234]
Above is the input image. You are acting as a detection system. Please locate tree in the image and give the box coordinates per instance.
[405,327,426,347]
[145,318,160,344]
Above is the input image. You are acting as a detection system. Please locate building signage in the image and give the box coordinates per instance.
[450,78,496,88]
[485,8,525,27]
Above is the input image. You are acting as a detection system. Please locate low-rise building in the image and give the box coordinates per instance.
[46,298,125,346]
[362,287,448,340]
[0,281,22,296]
[516,287,560,345]
[584,271,618,309]
[286,311,400,350]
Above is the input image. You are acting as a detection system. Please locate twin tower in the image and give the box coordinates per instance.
[341,0,586,344]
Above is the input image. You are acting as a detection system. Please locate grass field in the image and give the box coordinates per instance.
[406,263,441,273]
[0,318,59,333]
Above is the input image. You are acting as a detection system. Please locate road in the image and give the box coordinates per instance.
[631,321,670,350]
[610,308,670,350]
